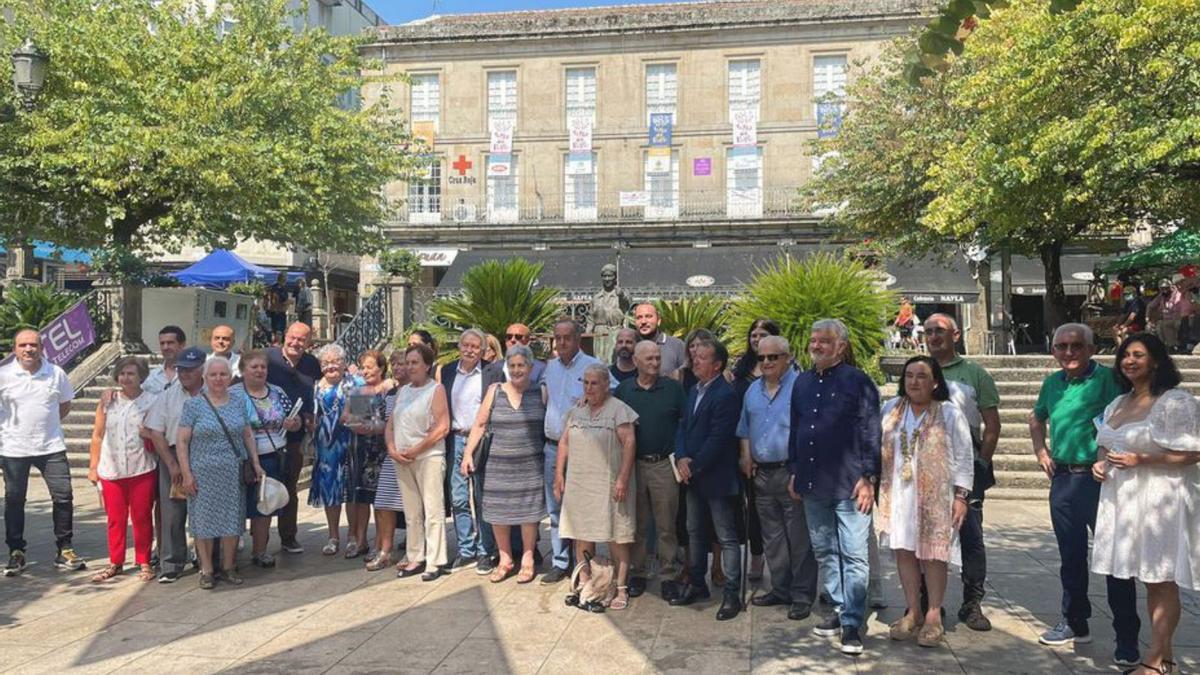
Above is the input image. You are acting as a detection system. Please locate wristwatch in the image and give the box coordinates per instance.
[954,487,970,500]
[862,473,879,487]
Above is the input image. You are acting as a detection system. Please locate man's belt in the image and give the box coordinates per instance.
[756,461,788,470]
[638,454,670,463]
[1057,463,1093,473]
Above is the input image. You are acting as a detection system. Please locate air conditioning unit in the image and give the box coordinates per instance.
[452,203,476,223]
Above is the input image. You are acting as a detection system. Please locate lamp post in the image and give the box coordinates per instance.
[2,40,49,286]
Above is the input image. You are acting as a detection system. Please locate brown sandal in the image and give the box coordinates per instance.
[136,564,155,581]
[91,564,123,583]
[515,564,536,584]
[488,563,515,583]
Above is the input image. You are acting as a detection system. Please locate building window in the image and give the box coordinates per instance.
[407,160,441,223]
[727,147,763,218]
[487,155,518,222]
[728,59,761,117]
[645,63,677,126]
[565,67,596,126]
[564,153,597,221]
[487,70,518,124]
[644,150,679,219]
[813,54,848,118]
[410,73,440,128]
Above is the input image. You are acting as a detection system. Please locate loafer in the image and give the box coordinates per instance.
[540,566,570,585]
[628,576,647,598]
[397,562,427,578]
[751,593,790,608]
[787,604,812,621]
[668,584,711,607]
[421,568,445,582]
[716,596,742,621]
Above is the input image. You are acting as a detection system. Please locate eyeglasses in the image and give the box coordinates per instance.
[505,333,530,342]
[757,353,784,363]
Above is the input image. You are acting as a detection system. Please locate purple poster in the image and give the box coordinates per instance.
[40,301,96,366]
[693,157,712,176]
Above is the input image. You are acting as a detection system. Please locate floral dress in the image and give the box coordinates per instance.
[309,377,361,507]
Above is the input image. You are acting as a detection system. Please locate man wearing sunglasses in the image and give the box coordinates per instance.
[484,323,546,387]
[1029,323,1139,666]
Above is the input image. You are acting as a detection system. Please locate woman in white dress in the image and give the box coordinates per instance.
[878,355,973,648]
[1093,333,1200,675]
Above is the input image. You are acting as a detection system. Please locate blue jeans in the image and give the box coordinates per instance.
[1049,467,1140,646]
[543,441,570,571]
[804,496,871,629]
[451,434,494,559]
[686,490,742,598]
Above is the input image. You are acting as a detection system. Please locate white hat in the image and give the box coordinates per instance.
[257,476,290,514]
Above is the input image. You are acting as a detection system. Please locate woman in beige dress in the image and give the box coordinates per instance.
[554,364,638,610]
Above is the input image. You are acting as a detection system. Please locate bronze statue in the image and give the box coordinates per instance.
[588,263,632,364]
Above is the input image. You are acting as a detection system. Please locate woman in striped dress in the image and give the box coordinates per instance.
[367,350,408,571]
[461,345,547,584]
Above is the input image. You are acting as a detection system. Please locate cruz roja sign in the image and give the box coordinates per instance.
[450,154,477,185]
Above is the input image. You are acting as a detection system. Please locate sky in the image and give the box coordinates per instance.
[369,0,694,25]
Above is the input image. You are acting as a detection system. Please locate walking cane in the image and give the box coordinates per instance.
[739,493,750,607]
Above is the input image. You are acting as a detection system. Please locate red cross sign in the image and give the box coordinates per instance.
[452,155,473,176]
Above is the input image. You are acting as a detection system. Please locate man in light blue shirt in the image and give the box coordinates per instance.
[737,335,817,619]
[539,319,618,584]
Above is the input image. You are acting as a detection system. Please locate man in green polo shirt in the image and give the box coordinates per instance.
[923,313,1001,632]
[615,340,686,599]
[1029,323,1140,667]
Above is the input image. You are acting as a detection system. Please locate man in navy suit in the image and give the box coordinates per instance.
[669,338,743,621]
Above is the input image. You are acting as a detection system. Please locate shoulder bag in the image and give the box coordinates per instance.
[474,384,503,473]
[204,394,259,486]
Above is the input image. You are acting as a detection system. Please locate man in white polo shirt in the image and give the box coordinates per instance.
[0,329,86,576]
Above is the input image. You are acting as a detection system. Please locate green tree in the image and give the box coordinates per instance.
[653,295,731,344]
[428,258,562,350]
[0,0,417,255]
[0,284,78,350]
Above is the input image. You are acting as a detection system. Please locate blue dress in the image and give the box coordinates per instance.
[309,378,360,507]
[180,393,250,538]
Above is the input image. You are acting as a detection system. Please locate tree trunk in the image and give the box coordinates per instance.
[1039,241,1070,342]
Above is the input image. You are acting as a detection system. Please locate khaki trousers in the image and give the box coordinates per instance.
[631,458,679,575]
[396,454,448,568]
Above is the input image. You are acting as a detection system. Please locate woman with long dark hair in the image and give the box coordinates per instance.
[1092,333,1200,675]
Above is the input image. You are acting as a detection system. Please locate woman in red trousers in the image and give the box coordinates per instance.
[88,356,158,582]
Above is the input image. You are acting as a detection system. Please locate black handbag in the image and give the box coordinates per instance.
[204,394,258,486]
[474,384,502,473]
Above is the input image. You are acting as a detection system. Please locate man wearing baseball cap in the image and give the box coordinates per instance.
[144,346,206,583]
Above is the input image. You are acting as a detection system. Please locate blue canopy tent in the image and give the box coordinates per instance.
[171,249,305,287]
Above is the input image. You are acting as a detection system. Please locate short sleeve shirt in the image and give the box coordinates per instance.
[0,359,74,458]
[144,383,202,447]
[614,376,685,457]
[1033,361,1122,465]
[940,356,1000,443]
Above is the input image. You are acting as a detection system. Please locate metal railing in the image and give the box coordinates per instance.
[334,287,390,364]
[388,187,807,227]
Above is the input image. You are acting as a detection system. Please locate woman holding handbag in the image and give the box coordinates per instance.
[87,356,157,583]
[460,344,547,584]
[178,356,265,589]
[231,350,300,569]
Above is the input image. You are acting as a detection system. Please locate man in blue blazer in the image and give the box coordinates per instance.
[669,338,743,621]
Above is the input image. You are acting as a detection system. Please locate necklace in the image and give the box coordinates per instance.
[898,405,929,482]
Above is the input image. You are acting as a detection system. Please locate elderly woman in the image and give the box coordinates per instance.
[554,364,639,610]
[460,344,547,584]
[1093,333,1200,675]
[368,349,410,571]
[387,343,451,581]
[87,356,156,582]
[311,343,363,556]
[344,350,390,560]
[231,350,300,569]
[178,357,264,589]
[880,355,973,648]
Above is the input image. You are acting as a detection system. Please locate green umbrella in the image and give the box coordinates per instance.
[1102,230,1200,274]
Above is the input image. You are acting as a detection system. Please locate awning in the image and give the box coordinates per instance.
[0,241,92,265]
[171,249,306,287]
[881,258,979,303]
[1101,230,1200,274]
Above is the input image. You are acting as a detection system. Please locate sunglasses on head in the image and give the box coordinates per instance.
[756,353,784,363]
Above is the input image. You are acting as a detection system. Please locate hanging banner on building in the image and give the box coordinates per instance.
[489,118,514,154]
[411,120,436,149]
[568,115,593,154]
[647,147,671,174]
[731,109,758,147]
[619,191,649,207]
[487,154,512,177]
[816,102,843,139]
[693,157,712,176]
[648,113,673,147]
[566,152,592,175]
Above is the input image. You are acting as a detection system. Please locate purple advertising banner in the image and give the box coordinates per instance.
[40,301,96,366]
[693,157,712,176]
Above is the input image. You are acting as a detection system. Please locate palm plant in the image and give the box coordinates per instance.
[0,284,80,351]
[654,295,731,343]
[728,252,895,380]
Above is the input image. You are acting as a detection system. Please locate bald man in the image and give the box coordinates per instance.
[610,328,640,383]
[208,324,241,373]
[266,322,321,553]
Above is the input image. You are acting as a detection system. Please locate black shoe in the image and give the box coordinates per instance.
[149,553,160,568]
[819,591,833,605]
[280,539,304,554]
[158,571,181,584]
[397,562,427,578]
[628,576,647,598]
[660,579,683,602]
[475,556,495,576]
[668,584,711,607]
[788,604,813,621]
[813,615,841,637]
[421,568,445,582]
[449,556,475,570]
[540,566,569,585]
[751,593,790,608]
[840,626,864,655]
[4,551,27,577]
[716,596,742,621]
[958,603,992,631]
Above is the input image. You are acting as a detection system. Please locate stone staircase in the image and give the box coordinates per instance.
[61,353,162,476]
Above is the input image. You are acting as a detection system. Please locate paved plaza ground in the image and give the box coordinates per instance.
[0,478,1197,674]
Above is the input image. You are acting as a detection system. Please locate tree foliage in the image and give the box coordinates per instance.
[653,295,730,344]
[0,0,417,254]
[0,284,78,350]
[429,258,562,342]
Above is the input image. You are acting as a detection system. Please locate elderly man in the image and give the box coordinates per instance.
[266,322,321,554]
[632,303,687,375]
[788,319,880,655]
[670,338,743,620]
[610,328,639,383]
[1030,323,1140,666]
[143,325,187,396]
[541,319,618,584]
[921,313,1001,631]
[209,324,241,373]
[0,329,85,576]
[483,323,545,386]
[739,335,817,621]
[143,346,207,582]
[440,328,495,573]
[615,340,686,598]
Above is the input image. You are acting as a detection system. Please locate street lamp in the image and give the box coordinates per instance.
[11,40,48,111]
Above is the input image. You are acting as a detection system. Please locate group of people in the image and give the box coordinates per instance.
[2,300,1199,671]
